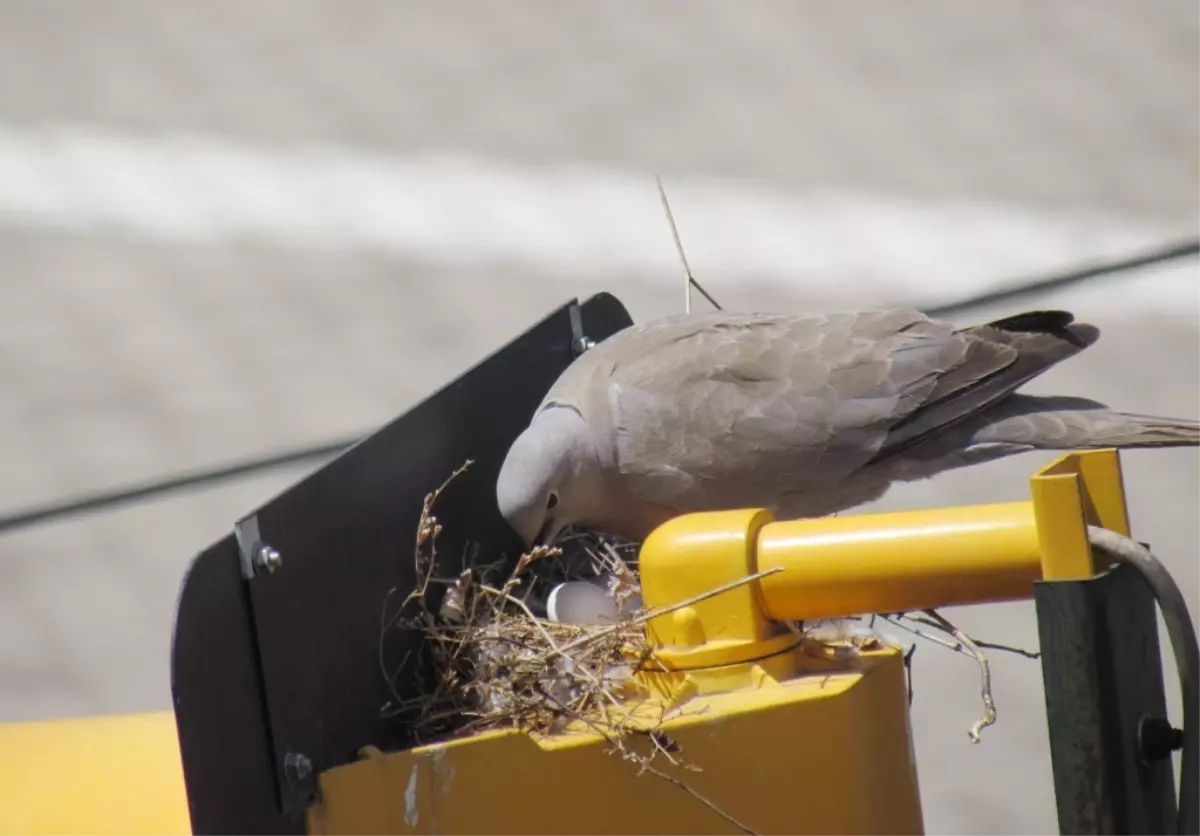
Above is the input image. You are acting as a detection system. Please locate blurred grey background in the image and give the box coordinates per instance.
[0,2,1196,833]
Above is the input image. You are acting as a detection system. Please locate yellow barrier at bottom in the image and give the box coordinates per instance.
[0,711,190,836]
[309,647,922,836]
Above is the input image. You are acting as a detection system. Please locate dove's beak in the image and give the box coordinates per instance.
[534,517,566,547]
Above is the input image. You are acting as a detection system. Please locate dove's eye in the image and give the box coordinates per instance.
[546,492,559,511]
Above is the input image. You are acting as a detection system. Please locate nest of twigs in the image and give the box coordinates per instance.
[377,462,771,832]
[379,461,657,746]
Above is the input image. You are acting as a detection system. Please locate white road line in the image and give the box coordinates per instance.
[0,124,1195,312]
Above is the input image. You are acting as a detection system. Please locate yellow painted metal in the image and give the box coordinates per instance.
[308,647,923,836]
[0,710,191,836]
[1030,448,1130,580]
[0,451,1133,836]
[756,501,1042,621]
[1071,447,1131,535]
[307,450,1132,835]
[639,449,1131,625]
[639,508,798,671]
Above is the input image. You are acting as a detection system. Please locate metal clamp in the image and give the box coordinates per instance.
[568,303,595,357]
[234,514,282,579]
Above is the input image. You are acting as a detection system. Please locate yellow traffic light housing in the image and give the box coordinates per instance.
[304,449,1139,835]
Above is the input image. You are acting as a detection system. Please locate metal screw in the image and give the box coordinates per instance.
[572,335,595,357]
[1138,715,1184,762]
[253,544,282,575]
[284,752,312,781]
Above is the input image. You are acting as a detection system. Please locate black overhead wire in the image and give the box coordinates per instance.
[0,237,1195,537]
[0,439,357,534]
[921,237,1199,318]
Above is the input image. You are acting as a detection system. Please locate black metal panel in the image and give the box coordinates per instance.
[171,535,303,835]
[1035,563,1177,835]
[170,294,632,831]
[180,290,638,810]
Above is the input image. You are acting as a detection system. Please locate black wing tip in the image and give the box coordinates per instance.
[985,310,1075,333]
[984,309,1098,349]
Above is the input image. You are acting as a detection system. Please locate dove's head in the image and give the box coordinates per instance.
[496,405,601,547]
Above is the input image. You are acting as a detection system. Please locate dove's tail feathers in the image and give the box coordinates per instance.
[988,411,1200,449]
[969,397,1200,450]
[886,399,1198,486]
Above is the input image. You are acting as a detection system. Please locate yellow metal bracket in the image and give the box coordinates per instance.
[638,508,797,674]
[638,448,1130,672]
[307,450,1129,835]
[1029,447,1130,580]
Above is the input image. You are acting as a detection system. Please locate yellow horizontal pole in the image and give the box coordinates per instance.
[0,711,190,836]
[756,501,1042,621]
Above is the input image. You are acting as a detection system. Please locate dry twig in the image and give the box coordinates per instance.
[875,608,1035,741]
[883,610,1000,742]
[656,176,723,313]
[919,609,997,743]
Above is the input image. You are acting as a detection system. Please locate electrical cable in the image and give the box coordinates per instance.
[0,439,355,535]
[923,237,1199,318]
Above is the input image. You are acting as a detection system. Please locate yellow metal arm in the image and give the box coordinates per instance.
[758,500,1041,620]
[639,449,1131,669]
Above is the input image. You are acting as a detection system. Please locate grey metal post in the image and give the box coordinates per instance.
[1035,563,1179,834]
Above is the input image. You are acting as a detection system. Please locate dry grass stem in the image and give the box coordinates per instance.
[881,609,1002,742]
[831,608,1037,741]
[967,637,1041,660]
[641,763,758,836]
[919,609,997,743]
[656,175,723,314]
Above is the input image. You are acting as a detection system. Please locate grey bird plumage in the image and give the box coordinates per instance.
[496,308,1199,546]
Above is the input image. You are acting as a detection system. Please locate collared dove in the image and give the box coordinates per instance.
[496,308,1198,546]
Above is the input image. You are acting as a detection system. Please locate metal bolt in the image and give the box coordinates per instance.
[1138,715,1184,762]
[253,544,282,575]
[284,752,312,781]
[572,335,595,357]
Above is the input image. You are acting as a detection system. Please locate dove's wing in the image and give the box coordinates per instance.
[565,309,1096,513]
